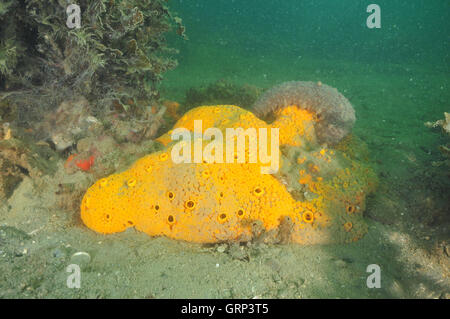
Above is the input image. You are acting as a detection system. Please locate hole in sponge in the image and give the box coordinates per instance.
[346,205,356,214]
[344,222,353,232]
[99,179,108,187]
[302,212,314,223]
[202,170,210,178]
[127,179,137,187]
[185,200,196,210]
[253,187,264,196]
[218,213,228,223]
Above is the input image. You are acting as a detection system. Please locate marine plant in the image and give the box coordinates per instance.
[0,0,186,120]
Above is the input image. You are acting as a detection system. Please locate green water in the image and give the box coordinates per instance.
[163,0,449,117]
[170,0,449,64]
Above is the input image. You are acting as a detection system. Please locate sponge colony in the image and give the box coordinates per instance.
[252,81,356,145]
[80,102,377,245]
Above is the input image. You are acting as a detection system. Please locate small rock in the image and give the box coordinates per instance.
[70,251,91,267]
[216,244,228,253]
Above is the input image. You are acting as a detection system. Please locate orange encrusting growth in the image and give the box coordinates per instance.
[81,145,302,242]
[271,106,317,146]
[81,104,377,245]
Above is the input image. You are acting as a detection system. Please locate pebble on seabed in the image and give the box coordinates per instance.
[70,251,91,266]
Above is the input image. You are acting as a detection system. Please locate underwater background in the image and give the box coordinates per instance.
[0,0,449,298]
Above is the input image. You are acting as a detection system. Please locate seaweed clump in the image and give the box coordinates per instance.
[0,0,186,122]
